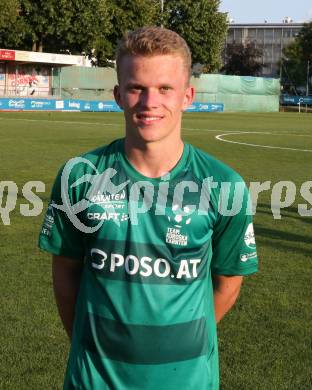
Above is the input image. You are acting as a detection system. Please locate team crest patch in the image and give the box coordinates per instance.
[166,205,192,246]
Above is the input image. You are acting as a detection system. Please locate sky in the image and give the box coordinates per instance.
[220,0,312,23]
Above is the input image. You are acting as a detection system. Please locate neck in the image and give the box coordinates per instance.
[124,136,184,178]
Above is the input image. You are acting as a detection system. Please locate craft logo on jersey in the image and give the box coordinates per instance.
[166,205,192,246]
[87,190,130,223]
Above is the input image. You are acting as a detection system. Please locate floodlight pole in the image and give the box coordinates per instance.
[305,60,310,113]
[160,0,164,28]
[306,60,310,97]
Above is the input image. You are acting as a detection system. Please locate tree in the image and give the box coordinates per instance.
[162,0,228,72]
[281,41,306,94]
[104,0,159,65]
[0,0,229,72]
[57,0,113,66]
[0,0,26,49]
[20,0,68,52]
[19,0,112,60]
[281,21,312,93]
[297,22,312,62]
[222,42,263,76]
[16,0,159,65]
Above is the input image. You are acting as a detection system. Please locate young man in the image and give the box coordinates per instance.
[39,27,258,389]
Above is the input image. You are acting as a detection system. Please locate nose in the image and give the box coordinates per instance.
[139,88,159,109]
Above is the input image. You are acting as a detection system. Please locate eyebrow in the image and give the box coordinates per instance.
[126,82,144,89]
[125,82,174,90]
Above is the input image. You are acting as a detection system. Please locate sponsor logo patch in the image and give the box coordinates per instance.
[90,248,201,281]
[244,223,256,249]
[41,201,56,236]
[240,252,257,262]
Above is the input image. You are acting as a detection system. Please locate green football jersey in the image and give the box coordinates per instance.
[39,139,258,390]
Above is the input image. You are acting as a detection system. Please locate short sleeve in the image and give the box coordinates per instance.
[211,179,258,276]
[38,165,85,260]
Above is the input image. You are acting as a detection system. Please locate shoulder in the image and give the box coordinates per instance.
[188,144,245,184]
[51,139,123,197]
[79,138,121,166]
[59,138,122,178]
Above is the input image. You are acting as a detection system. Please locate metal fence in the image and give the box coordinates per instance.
[0,85,53,98]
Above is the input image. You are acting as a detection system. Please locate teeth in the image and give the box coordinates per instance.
[145,117,159,121]
[140,116,161,121]
[140,115,161,122]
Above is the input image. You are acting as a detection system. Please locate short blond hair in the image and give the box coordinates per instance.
[116,26,192,83]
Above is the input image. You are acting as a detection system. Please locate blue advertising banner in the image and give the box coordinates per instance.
[185,102,224,112]
[0,98,223,112]
[281,95,312,106]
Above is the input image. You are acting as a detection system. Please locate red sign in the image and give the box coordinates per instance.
[0,49,15,61]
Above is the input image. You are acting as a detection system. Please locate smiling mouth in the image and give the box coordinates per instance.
[137,114,164,123]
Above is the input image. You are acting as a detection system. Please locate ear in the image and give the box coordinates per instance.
[113,85,123,109]
[182,85,195,111]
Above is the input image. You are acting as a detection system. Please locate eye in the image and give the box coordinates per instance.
[127,85,144,93]
[159,86,171,93]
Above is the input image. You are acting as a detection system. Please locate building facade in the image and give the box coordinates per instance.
[225,21,304,77]
[0,49,91,97]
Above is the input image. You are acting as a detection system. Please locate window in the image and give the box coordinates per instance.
[234,28,243,42]
[265,29,273,39]
[274,29,282,39]
[292,28,300,37]
[227,29,234,44]
[247,28,257,39]
[283,29,292,38]
[228,29,234,39]
[273,45,282,59]
[257,29,264,42]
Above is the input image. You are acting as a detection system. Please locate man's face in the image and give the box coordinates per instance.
[114,54,194,144]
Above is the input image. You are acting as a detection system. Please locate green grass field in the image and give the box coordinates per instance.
[0,111,311,389]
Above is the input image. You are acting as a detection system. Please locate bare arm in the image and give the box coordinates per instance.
[52,255,84,339]
[213,275,243,323]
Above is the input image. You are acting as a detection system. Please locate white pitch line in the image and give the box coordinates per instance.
[265,133,312,138]
[0,119,227,133]
[182,127,233,132]
[215,132,312,152]
[0,117,119,126]
[185,129,312,137]
[0,117,227,132]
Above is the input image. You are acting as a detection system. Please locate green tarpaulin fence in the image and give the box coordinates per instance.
[192,74,280,112]
[53,67,280,112]
[52,67,116,100]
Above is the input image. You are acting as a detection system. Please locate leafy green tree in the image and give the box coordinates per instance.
[162,0,228,72]
[105,0,159,65]
[0,0,26,49]
[281,41,306,93]
[20,0,112,59]
[297,22,312,62]
[17,0,159,65]
[20,0,67,52]
[1,0,228,72]
[222,42,263,76]
[57,0,112,66]
[282,21,312,93]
